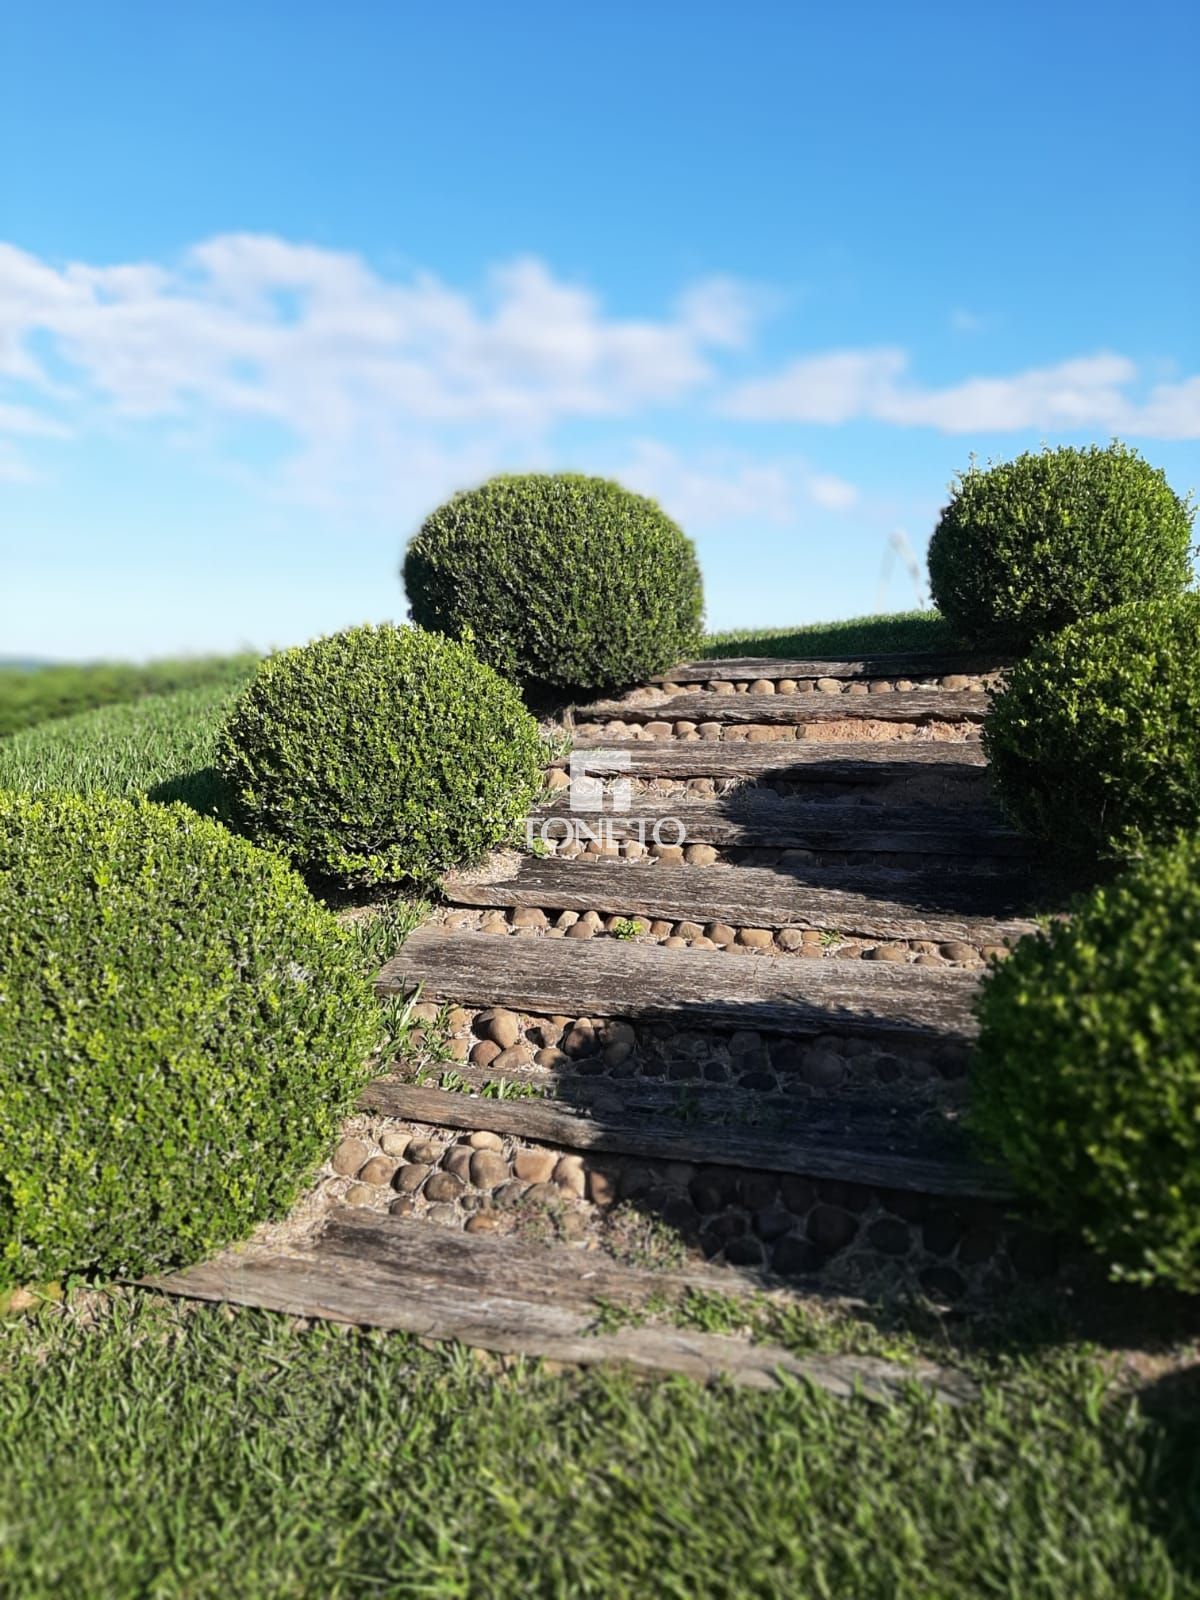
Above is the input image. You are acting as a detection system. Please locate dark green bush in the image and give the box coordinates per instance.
[972,834,1200,1292]
[217,623,544,885]
[984,594,1200,861]
[0,791,377,1288]
[928,443,1194,647]
[402,473,704,691]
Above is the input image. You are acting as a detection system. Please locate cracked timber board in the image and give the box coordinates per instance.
[652,653,1009,682]
[148,1212,977,1404]
[441,859,1040,945]
[554,741,989,782]
[378,926,980,1044]
[528,792,1028,857]
[360,1080,1014,1200]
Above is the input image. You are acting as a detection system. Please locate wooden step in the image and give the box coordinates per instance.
[150,1212,977,1402]
[378,925,980,1044]
[441,859,1040,944]
[362,1079,1014,1199]
[556,741,989,783]
[655,652,1007,683]
[572,690,990,728]
[529,792,1028,857]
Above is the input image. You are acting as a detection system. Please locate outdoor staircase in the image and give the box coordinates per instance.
[156,652,1067,1399]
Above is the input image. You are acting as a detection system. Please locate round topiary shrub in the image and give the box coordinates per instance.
[402,473,704,691]
[217,623,545,885]
[972,833,1200,1292]
[928,442,1194,647]
[0,790,378,1288]
[983,594,1200,861]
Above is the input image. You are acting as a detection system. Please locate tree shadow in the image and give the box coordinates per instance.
[146,765,232,820]
[707,759,1102,918]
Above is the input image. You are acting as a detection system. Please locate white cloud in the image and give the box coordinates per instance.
[0,236,767,491]
[2,232,1198,510]
[806,471,859,510]
[724,348,1200,438]
[619,440,858,528]
[950,308,987,334]
[725,349,909,425]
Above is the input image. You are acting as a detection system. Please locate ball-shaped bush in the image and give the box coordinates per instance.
[402,474,704,691]
[0,791,377,1288]
[928,443,1193,647]
[983,594,1200,861]
[217,623,545,885]
[972,834,1200,1292]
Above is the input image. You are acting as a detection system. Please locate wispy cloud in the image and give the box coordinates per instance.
[949,308,988,334]
[2,233,1198,517]
[619,440,858,528]
[0,235,763,474]
[723,348,1200,437]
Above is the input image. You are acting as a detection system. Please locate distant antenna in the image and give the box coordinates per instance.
[876,529,927,611]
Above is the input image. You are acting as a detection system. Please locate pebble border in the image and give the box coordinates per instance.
[439,905,1012,968]
[397,1001,970,1094]
[323,1113,1058,1304]
[641,673,999,697]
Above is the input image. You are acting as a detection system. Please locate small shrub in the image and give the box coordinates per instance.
[217,624,545,886]
[0,791,377,1287]
[402,473,704,691]
[972,834,1200,1292]
[984,594,1200,860]
[928,442,1194,647]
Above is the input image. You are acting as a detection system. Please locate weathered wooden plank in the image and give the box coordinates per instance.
[378,925,980,1042]
[360,1080,1013,1199]
[655,653,1008,683]
[554,741,990,781]
[441,858,1040,939]
[572,690,990,727]
[529,792,1028,857]
[150,1213,977,1403]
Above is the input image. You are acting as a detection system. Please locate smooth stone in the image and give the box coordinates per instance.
[331,1137,370,1176]
[514,1149,557,1184]
[424,1172,466,1204]
[357,1156,398,1187]
[470,1150,511,1189]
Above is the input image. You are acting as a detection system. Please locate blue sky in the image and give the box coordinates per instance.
[2,0,1197,659]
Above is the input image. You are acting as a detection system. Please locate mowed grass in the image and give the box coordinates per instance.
[1,1292,1197,1600]
[701,609,959,658]
[0,653,258,738]
[3,616,1198,1597]
[0,677,250,814]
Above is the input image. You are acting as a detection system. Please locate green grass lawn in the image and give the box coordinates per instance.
[0,653,258,738]
[700,609,960,658]
[1,1290,1197,1599]
[3,613,1197,1596]
[0,676,252,814]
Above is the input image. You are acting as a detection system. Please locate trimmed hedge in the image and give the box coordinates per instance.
[402,474,704,691]
[972,834,1200,1292]
[217,624,545,886]
[928,443,1194,647]
[0,791,377,1287]
[984,594,1200,861]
